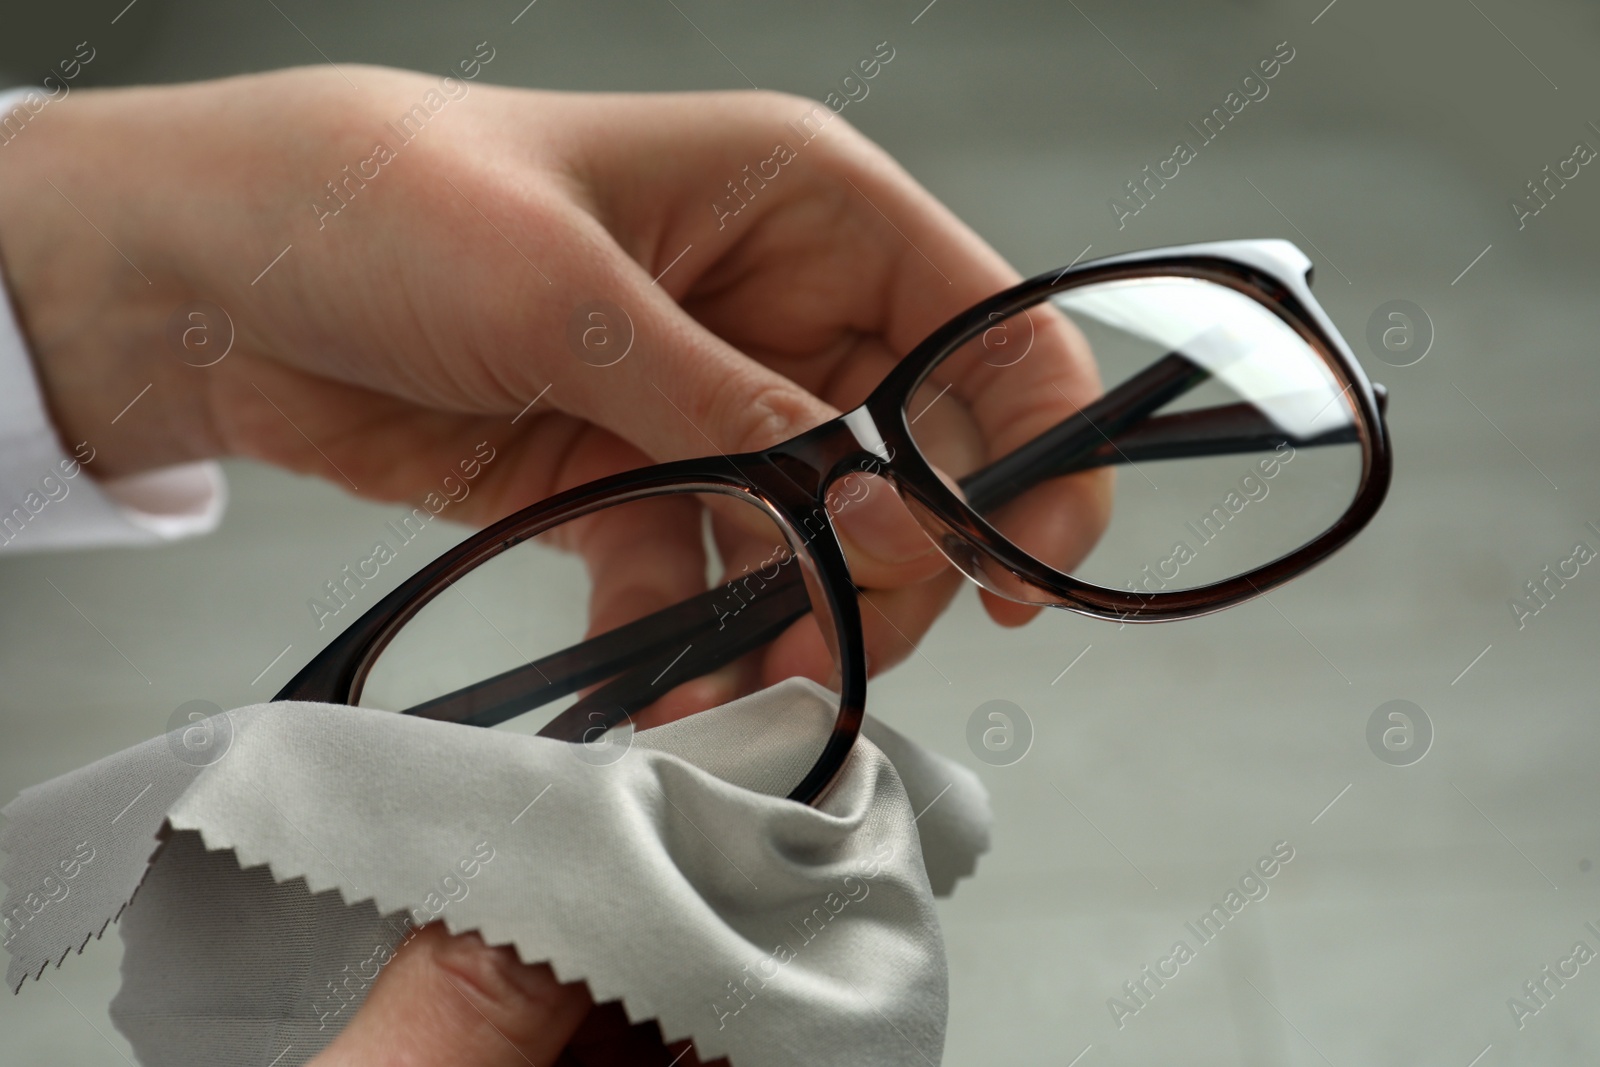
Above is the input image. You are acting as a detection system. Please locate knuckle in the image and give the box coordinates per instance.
[428,930,577,1041]
[742,90,867,154]
[711,374,823,454]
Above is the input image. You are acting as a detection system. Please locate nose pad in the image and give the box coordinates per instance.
[897,492,1068,608]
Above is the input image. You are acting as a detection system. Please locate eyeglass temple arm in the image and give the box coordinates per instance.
[957,372,1388,514]
[400,350,1359,728]
[533,582,814,740]
[520,398,1373,732]
[401,398,1361,728]
[398,351,1202,725]
[958,352,1204,514]
[400,585,730,726]
[969,401,1366,495]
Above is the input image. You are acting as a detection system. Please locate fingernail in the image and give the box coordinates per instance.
[833,475,937,565]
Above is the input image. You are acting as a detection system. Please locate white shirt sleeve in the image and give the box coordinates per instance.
[0,86,226,554]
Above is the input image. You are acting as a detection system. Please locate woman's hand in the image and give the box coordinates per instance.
[306,922,722,1067]
[0,65,1111,1058]
[0,65,1105,672]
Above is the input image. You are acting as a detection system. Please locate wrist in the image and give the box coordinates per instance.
[0,85,231,477]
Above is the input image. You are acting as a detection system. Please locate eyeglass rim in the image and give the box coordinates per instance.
[275,463,870,805]
[860,237,1392,622]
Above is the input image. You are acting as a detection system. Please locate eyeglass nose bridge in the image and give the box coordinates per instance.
[756,404,899,501]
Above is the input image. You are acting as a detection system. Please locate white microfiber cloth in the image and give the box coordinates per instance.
[1,678,989,1066]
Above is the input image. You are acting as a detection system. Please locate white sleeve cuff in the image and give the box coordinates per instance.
[0,85,227,553]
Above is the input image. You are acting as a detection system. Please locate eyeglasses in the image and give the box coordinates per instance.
[275,239,1392,805]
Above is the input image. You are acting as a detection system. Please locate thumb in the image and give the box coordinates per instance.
[310,923,592,1067]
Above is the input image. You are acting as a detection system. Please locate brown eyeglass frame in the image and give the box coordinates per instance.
[276,238,1392,806]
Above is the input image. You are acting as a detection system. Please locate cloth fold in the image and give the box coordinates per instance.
[3,679,988,1066]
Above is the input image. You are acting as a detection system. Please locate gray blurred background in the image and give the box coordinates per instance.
[3,0,1599,1063]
